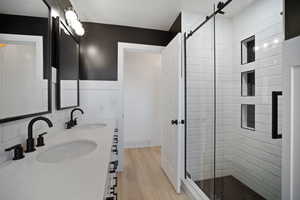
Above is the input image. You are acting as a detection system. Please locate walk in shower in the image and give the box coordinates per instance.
[184,0,283,199]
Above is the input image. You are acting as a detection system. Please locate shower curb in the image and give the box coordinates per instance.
[182,178,210,200]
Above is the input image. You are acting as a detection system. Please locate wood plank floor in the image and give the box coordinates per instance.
[117,147,189,200]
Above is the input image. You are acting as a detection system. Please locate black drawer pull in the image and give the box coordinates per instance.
[112,149,118,153]
[110,186,117,194]
[113,176,118,187]
[110,161,118,170]
[171,119,178,125]
[112,146,118,154]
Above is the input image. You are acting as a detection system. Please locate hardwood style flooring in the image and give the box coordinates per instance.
[117,147,189,200]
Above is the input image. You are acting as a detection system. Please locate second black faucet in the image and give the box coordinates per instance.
[66,108,84,129]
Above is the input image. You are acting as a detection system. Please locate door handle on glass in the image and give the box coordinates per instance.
[272,91,282,139]
[171,120,178,125]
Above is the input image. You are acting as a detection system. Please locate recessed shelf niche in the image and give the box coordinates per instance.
[241,70,255,96]
[241,104,255,131]
[241,35,255,64]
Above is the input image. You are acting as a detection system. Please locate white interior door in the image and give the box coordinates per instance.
[161,33,182,193]
[283,36,300,200]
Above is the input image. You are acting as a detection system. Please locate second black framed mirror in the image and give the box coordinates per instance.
[54,17,80,110]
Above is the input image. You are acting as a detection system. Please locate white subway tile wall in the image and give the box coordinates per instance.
[231,0,283,199]
[183,0,283,199]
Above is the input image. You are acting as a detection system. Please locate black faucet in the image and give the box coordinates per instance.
[26,117,53,153]
[66,108,84,129]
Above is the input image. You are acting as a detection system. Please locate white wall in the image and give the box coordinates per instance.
[79,81,121,124]
[123,51,162,148]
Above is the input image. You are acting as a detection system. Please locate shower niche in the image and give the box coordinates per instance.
[241,104,255,130]
[241,70,255,96]
[241,35,255,65]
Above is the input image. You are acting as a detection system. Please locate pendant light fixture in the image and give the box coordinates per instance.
[65,8,85,36]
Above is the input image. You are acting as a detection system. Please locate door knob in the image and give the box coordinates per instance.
[171,120,178,125]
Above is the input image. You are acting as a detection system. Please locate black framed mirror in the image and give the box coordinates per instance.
[54,17,80,110]
[0,0,52,123]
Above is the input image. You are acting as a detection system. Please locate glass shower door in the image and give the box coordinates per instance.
[185,14,216,199]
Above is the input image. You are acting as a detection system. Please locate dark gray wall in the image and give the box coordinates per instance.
[169,13,182,37]
[58,22,79,80]
[285,0,300,40]
[44,0,79,68]
[45,0,177,81]
[79,22,174,80]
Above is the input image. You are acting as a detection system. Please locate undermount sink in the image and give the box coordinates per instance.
[78,123,107,129]
[36,140,97,163]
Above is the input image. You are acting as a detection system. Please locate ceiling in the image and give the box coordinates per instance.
[71,0,256,31]
[0,0,48,18]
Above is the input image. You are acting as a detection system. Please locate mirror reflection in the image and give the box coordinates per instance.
[56,20,79,109]
[0,0,50,122]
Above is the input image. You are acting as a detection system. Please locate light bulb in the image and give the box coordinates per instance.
[65,9,78,25]
[51,10,59,18]
[75,25,85,36]
[72,20,85,36]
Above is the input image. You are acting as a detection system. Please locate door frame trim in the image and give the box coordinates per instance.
[117,42,164,171]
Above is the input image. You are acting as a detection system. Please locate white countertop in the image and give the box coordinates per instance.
[0,121,115,200]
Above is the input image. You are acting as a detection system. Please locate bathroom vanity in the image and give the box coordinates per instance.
[0,1,118,199]
[0,121,118,200]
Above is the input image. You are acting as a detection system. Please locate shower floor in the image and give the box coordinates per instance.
[195,175,265,200]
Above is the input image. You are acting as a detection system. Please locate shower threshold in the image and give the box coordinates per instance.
[195,175,266,200]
